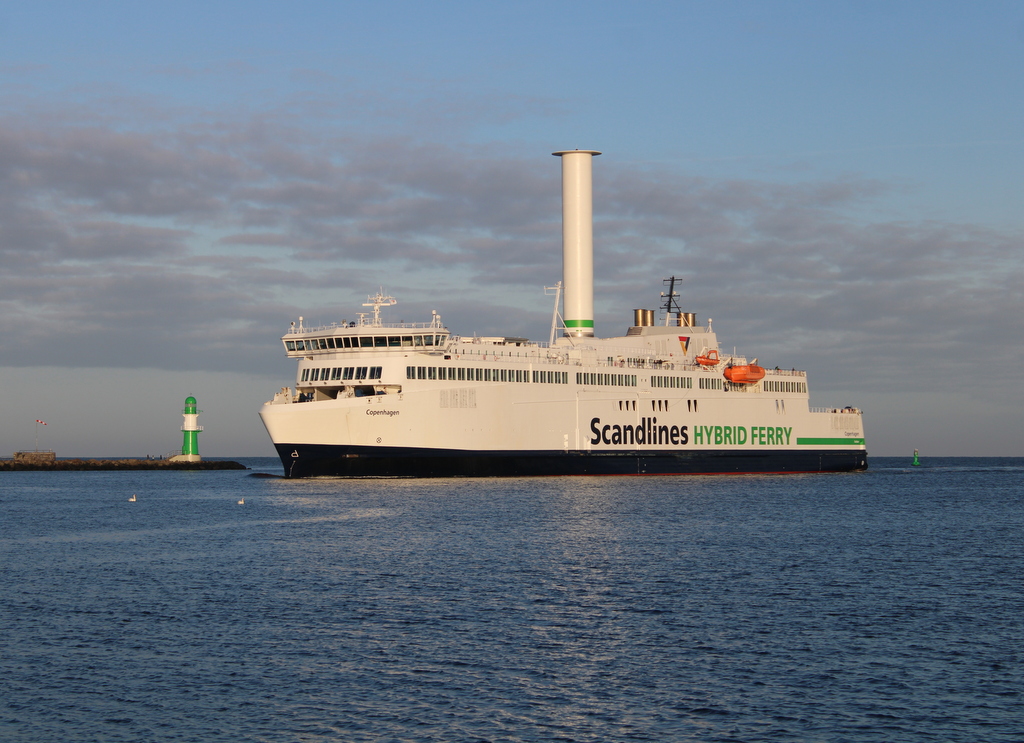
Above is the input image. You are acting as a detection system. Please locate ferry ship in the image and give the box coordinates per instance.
[259,150,867,478]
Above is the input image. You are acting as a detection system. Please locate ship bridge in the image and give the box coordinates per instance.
[282,291,448,357]
[283,328,450,356]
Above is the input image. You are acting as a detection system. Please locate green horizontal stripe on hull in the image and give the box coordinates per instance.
[797,437,866,446]
[563,319,595,328]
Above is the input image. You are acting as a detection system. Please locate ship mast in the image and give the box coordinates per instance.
[545,281,563,346]
[661,276,683,325]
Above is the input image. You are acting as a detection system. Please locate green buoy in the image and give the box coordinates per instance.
[912,449,920,467]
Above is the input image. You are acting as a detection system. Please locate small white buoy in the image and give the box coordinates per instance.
[129,494,137,502]
[237,498,245,505]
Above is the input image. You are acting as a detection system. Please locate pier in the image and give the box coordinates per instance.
[1,454,247,472]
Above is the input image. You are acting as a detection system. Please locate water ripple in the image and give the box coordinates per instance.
[1,457,1022,741]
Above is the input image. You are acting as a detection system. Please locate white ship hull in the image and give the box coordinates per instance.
[259,334,866,477]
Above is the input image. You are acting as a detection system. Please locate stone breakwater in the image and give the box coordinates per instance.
[0,459,247,471]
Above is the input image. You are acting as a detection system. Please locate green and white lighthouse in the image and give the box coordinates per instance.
[170,395,202,462]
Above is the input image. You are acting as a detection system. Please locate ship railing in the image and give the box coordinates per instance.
[449,335,550,349]
[447,343,717,372]
[810,407,861,414]
[286,320,444,334]
[445,346,807,376]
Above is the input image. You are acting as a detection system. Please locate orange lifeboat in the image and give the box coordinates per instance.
[723,364,766,384]
[695,349,720,366]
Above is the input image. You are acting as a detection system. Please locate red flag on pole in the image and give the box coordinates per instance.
[35,420,46,425]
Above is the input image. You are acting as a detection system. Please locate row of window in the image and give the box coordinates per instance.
[301,366,383,382]
[300,365,810,393]
[651,375,694,389]
[576,372,638,387]
[406,366,569,384]
[764,380,807,393]
[287,334,449,352]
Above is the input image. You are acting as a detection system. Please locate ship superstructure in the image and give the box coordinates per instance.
[260,150,867,477]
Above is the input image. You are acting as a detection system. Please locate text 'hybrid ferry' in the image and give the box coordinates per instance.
[260,150,867,477]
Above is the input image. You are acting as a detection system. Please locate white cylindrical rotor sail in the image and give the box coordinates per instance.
[553,149,601,338]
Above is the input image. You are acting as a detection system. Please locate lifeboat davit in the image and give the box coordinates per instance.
[723,364,766,384]
[695,349,720,366]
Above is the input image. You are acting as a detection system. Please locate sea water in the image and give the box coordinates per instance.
[1,457,1021,742]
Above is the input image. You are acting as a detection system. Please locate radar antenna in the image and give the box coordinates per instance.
[362,289,397,326]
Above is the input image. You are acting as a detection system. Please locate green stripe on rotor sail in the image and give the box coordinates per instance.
[564,319,594,328]
[797,437,866,446]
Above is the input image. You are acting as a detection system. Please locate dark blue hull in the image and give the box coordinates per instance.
[274,444,868,478]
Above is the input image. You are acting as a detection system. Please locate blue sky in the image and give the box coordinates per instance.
[1,1,1022,457]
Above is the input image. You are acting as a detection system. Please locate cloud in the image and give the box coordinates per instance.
[0,104,1020,415]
